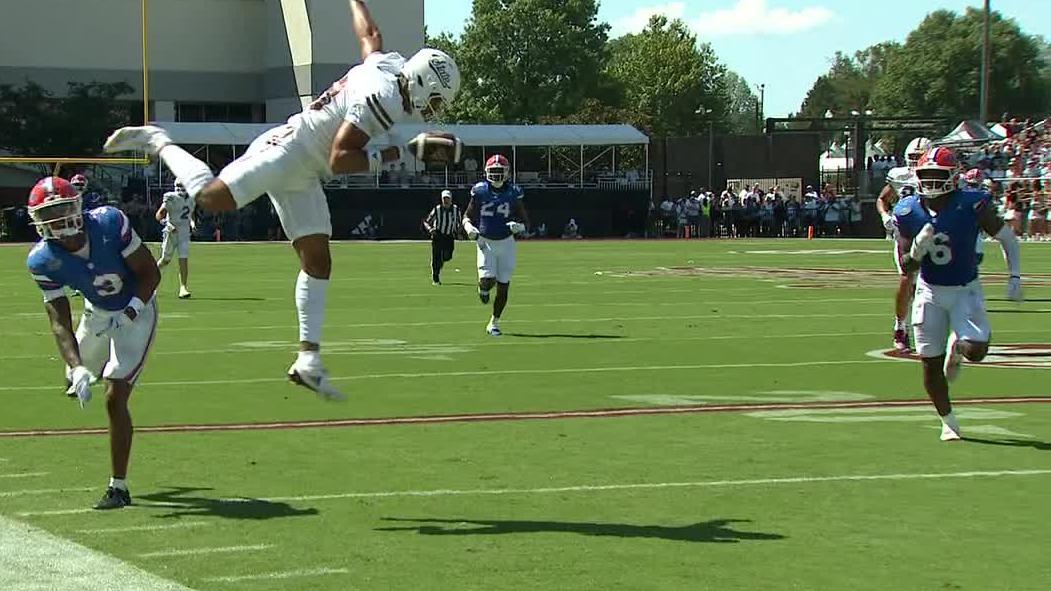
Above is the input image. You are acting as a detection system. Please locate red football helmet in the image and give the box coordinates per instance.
[915,147,959,198]
[28,177,83,239]
[485,154,510,188]
[963,168,984,187]
[70,174,88,193]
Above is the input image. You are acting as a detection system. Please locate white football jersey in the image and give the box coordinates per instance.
[287,51,415,174]
[886,166,918,194]
[162,191,195,227]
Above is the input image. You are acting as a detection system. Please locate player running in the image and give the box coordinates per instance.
[893,147,1023,441]
[462,155,530,336]
[155,179,195,299]
[102,0,460,400]
[26,177,161,509]
[876,137,929,352]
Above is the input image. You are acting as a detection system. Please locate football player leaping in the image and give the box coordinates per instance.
[26,177,161,509]
[876,137,929,352]
[155,179,195,299]
[462,155,530,336]
[103,0,460,400]
[893,147,1023,441]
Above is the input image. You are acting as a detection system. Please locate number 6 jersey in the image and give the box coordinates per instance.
[27,206,143,311]
[894,191,989,286]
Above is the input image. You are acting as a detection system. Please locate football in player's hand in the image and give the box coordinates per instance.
[407,132,463,165]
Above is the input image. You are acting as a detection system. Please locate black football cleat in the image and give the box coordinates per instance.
[479,290,490,304]
[94,487,132,510]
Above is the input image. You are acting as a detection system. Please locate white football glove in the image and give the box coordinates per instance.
[165,223,178,235]
[881,212,895,234]
[1007,275,1023,302]
[909,223,936,261]
[190,219,197,232]
[463,220,480,240]
[507,221,526,235]
[67,365,94,409]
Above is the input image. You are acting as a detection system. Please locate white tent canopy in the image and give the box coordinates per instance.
[159,122,649,147]
[934,120,1005,147]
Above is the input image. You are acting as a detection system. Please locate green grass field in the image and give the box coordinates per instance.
[1,238,1049,590]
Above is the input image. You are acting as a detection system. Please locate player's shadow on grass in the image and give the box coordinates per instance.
[376,517,785,543]
[962,437,1051,450]
[502,333,623,339]
[137,487,318,520]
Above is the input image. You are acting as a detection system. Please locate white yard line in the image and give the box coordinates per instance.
[0,487,92,499]
[0,359,886,392]
[75,522,212,535]
[258,469,1051,503]
[139,544,273,559]
[0,472,47,479]
[18,470,1051,518]
[201,567,349,583]
[0,515,195,591]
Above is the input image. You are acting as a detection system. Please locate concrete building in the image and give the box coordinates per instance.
[0,0,425,124]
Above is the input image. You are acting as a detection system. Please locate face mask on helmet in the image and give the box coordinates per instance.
[175,181,187,197]
[916,168,955,198]
[30,200,83,240]
[486,159,509,187]
[404,49,461,123]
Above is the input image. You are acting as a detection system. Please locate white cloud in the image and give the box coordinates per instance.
[610,2,687,36]
[692,0,834,37]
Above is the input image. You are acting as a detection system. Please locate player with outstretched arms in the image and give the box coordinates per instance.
[462,155,530,336]
[875,137,929,352]
[893,147,1023,441]
[155,179,195,299]
[103,0,461,400]
[25,177,161,509]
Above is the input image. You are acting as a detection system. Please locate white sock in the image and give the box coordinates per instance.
[297,349,321,367]
[894,318,907,331]
[109,477,128,491]
[157,145,215,198]
[296,270,329,345]
[489,315,499,325]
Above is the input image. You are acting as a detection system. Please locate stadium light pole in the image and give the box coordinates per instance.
[979,0,992,122]
[696,106,714,188]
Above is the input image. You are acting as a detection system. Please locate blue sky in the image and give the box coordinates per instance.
[425,0,1050,118]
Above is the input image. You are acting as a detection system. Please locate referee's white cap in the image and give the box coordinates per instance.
[441,189,452,198]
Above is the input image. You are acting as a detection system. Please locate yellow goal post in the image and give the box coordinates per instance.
[0,0,152,172]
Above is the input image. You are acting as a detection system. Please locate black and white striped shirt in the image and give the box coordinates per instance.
[426,204,461,236]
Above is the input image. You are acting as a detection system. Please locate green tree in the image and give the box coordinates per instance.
[0,80,135,157]
[798,44,899,118]
[605,15,727,137]
[721,70,759,134]
[871,9,1048,118]
[449,0,610,123]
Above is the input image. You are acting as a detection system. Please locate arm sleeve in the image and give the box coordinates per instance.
[28,266,65,303]
[115,209,143,258]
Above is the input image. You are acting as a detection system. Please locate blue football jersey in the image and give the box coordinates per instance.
[471,181,524,240]
[894,190,990,286]
[27,206,143,311]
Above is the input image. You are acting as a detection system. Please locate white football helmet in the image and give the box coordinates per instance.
[402,48,461,122]
[174,179,187,197]
[904,137,932,169]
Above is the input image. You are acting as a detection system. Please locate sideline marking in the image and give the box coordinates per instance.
[0,472,47,479]
[22,469,1051,518]
[0,487,92,499]
[202,568,348,583]
[0,359,888,393]
[139,544,273,559]
[1,396,1047,440]
[260,469,1051,503]
[0,515,194,591]
[76,522,212,535]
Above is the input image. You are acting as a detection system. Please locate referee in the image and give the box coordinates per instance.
[424,189,461,285]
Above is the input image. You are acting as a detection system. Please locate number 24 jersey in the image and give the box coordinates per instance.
[471,181,524,240]
[893,190,989,287]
